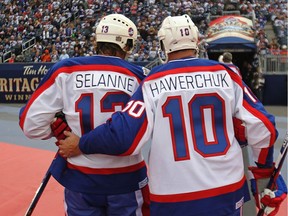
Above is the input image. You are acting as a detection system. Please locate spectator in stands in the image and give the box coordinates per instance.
[34,42,43,52]
[54,37,62,51]
[257,36,269,56]
[41,49,52,62]
[222,52,233,64]
[148,41,158,61]
[73,39,82,51]
[59,49,69,61]
[61,37,70,51]
[269,37,280,54]
[51,49,60,62]
[251,70,265,102]
[32,49,41,62]
[8,54,16,63]
[0,45,4,61]
[1,0,287,65]
[82,22,93,38]
[242,60,254,90]
[279,45,288,71]
[198,38,209,59]
[51,27,59,43]
[219,52,242,78]
[41,26,51,44]
[3,38,11,52]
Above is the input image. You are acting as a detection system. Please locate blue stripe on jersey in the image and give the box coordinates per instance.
[147,57,224,76]
[40,55,146,86]
[241,83,277,166]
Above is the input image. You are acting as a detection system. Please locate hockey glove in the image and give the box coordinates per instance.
[51,112,72,145]
[232,117,247,147]
[248,166,287,216]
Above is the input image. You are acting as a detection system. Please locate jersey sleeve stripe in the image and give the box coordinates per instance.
[19,69,59,129]
[120,117,148,156]
[243,100,277,164]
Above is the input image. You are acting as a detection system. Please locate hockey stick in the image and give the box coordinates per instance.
[25,112,69,215]
[257,132,288,216]
[24,151,58,216]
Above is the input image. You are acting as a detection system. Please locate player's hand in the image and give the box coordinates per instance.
[248,166,287,216]
[58,131,82,158]
[233,117,247,147]
[51,112,71,145]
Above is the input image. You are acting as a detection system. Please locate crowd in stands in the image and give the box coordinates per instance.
[0,0,287,63]
[253,0,288,56]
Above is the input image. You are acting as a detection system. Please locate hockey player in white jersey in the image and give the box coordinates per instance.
[19,14,150,216]
[58,15,287,216]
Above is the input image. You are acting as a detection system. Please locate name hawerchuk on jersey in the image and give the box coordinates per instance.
[147,71,232,98]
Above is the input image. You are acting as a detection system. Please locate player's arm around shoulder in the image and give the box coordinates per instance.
[59,86,148,157]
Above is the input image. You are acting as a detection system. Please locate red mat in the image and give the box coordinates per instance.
[0,142,64,216]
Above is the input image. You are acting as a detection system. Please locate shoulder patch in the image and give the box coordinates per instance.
[142,67,150,76]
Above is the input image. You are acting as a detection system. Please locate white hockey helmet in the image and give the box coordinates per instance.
[157,14,199,62]
[96,14,137,54]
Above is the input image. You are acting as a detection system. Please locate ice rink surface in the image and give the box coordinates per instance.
[0,104,287,215]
